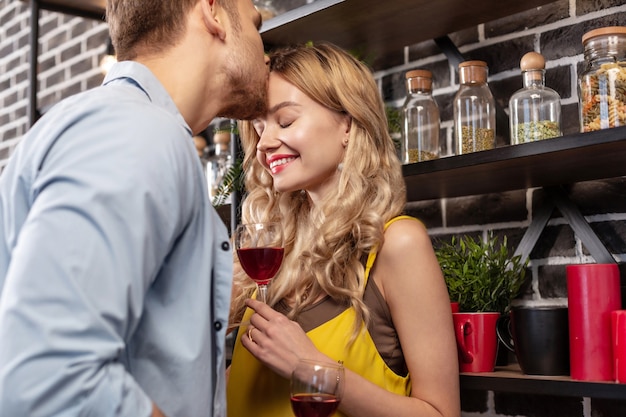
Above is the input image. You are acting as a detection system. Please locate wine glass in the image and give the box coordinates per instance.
[290,359,345,417]
[234,222,284,303]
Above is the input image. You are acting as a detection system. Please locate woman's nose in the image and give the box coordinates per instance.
[256,128,280,153]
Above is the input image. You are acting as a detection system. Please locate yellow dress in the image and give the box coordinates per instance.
[227,216,415,417]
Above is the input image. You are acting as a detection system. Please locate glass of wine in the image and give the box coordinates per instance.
[234,222,284,303]
[290,359,345,417]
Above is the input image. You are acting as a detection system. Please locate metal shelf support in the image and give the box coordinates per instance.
[513,186,615,264]
[28,0,40,127]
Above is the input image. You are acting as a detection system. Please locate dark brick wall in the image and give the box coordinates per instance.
[0,0,108,162]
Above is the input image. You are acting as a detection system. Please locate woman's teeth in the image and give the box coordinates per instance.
[270,157,295,169]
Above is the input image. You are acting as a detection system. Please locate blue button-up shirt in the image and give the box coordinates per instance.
[0,61,233,417]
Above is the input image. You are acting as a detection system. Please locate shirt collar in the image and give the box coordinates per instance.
[103,61,192,135]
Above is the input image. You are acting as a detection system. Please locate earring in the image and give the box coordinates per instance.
[337,162,343,171]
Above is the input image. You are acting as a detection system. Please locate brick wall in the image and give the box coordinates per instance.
[0,0,108,169]
[1,0,626,415]
[395,0,626,313]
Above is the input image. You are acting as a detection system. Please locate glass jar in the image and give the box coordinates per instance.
[509,51,562,144]
[401,69,441,163]
[453,60,496,155]
[207,130,233,204]
[253,0,279,21]
[578,26,626,132]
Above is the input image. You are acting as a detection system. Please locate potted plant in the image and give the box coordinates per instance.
[435,232,527,314]
[435,232,528,372]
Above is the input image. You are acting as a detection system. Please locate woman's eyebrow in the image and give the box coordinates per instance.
[268,101,302,115]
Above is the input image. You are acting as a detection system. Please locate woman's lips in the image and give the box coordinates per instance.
[268,156,296,174]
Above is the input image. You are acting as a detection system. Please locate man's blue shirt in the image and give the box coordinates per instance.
[0,61,232,417]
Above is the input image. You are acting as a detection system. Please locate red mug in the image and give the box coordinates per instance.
[453,312,500,373]
[612,310,626,383]
[567,264,622,381]
[451,302,459,313]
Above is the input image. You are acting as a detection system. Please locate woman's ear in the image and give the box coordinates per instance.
[200,0,227,41]
[342,116,352,147]
[344,115,352,134]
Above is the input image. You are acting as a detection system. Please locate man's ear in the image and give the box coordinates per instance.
[200,0,226,41]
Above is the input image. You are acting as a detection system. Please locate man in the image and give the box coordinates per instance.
[0,0,268,416]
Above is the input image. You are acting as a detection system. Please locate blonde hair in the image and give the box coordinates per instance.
[231,43,406,337]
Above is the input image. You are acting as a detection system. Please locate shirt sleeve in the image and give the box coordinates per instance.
[0,100,194,416]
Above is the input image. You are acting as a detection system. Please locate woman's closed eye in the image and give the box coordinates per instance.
[252,119,266,136]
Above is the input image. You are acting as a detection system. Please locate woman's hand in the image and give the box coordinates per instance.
[240,298,330,379]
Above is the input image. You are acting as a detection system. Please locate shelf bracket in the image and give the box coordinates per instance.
[28,0,40,127]
[513,199,553,262]
[513,186,615,264]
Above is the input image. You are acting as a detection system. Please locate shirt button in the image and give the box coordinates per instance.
[214,321,223,331]
[221,241,230,251]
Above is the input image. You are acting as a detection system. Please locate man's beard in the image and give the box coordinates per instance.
[217,47,268,121]
[218,83,267,121]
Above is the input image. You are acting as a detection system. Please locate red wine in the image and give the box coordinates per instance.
[237,247,284,285]
[290,394,340,417]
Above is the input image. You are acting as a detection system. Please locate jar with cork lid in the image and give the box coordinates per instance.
[579,26,626,132]
[401,69,440,163]
[453,60,496,155]
[509,51,562,144]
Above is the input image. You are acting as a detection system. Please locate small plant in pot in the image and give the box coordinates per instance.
[435,232,527,314]
[435,232,528,372]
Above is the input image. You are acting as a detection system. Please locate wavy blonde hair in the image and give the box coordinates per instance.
[231,42,406,337]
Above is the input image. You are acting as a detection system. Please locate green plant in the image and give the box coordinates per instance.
[435,233,527,314]
[212,156,243,207]
[385,105,402,135]
[385,105,402,156]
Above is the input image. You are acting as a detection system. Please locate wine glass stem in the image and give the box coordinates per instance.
[257,284,268,303]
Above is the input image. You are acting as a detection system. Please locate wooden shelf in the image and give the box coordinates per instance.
[461,364,626,399]
[260,0,556,65]
[402,126,626,202]
[29,0,557,58]
[30,0,106,19]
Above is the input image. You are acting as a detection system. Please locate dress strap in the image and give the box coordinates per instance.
[364,215,419,280]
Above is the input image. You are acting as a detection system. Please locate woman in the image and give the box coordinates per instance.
[227,42,460,417]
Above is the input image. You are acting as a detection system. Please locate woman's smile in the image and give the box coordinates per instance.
[268,155,297,174]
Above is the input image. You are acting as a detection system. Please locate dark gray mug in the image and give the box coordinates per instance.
[497,306,570,376]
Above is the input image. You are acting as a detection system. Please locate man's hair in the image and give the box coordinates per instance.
[106,0,239,61]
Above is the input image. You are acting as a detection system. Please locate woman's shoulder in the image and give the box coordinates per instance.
[382,216,429,250]
[370,216,439,300]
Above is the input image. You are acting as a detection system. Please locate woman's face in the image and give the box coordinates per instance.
[253,72,350,204]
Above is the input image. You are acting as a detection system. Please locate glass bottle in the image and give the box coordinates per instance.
[193,135,209,173]
[207,130,233,204]
[253,0,279,21]
[578,26,626,132]
[453,60,496,155]
[401,69,441,163]
[509,52,562,144]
